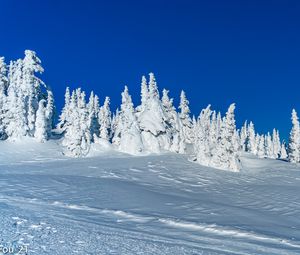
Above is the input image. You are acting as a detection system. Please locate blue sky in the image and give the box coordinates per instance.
[1,0,300,139]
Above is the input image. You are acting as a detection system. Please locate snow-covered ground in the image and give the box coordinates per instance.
[0,139,300,254]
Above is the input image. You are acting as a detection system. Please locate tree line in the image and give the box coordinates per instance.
[0,50,298,171]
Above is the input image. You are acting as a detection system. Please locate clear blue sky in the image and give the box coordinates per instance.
[1,0,300,140]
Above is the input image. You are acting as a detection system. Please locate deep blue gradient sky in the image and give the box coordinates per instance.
[1,0,300,140]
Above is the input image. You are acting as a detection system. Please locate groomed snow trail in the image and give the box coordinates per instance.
[0,140,299,254]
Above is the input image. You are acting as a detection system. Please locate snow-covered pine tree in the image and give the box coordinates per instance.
[233,129,241,154]
[257,135,266,158]
[265,132,274,158]
[4,50,49,139]
[179,90,193,144]
[161,89,185,153]
[216,111,222,138]
[272,129,281,159]
[191,115,197,144]
[288,109,300,163]
[280,141,288,160]
[99,96,111,141]
[0,57,8,139]
[116,86,144,154]
[93,94,100,135]
[27,95,36,135]
[87,91,100,139]
[136,75,149,115]
[209,111,218,151]
[194,105,212,167]
[255,134,260,156]
[77,89,91,153]
[57,87,71,130]
[240,121,248,151]
[22,50,46,135]
[211,103,240,171]
[5,90,28,139]
[5,60,25,138]
[247,121,257,154]
[138,73,169,152]
[35,99,48,142]
[45,89,54,137]
[62,89,91,157]
[111,108,121,145]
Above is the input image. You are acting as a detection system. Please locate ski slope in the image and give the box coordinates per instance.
[0,139,299,254]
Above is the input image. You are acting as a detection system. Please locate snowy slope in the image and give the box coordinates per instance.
[0,140,300,254]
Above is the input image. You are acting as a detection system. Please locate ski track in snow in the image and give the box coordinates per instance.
[0,140,300,254]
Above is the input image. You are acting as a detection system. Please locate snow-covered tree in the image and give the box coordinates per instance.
[115,86,144,154]
[194,105,212,167]
[3,50,49,139]
[138,73,169,152]
[22,50,46,134]
[288,109,300,163]
[22,50,45,99]
[257,135,266,158]
[247,121,256,154]
[45,89,54,136]
[272,129,281,159]
[280,142,288,160]
[35,99,48,142]
[111,108,120,145]
[99,96,111,141]
[211,103,240,171]
[57,87,71,130]
[179,90,193,143]
[240,121,248,151]
[265,132,274,158]
[216,112,222,138]
[0,57,8,139]
[5,90,28,139]
[209,111,218,150]
[27,95,36,135]
[87,91,100,139]
[162,89,185,153]
[136,75,149,114]
[62,89,91,157]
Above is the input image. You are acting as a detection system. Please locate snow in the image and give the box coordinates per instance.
[0,140,299,254]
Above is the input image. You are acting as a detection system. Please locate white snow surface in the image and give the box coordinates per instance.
[0,139,300,254]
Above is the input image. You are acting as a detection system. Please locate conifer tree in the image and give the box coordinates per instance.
[138,73,169,152]
[288,109,300,163]
[111,108,121,145]
[35,99,48,142]
[45,89,54,136]
[117,86,144,154]
[62,89,91,157]
[162,89,185,153]
[99,96,111,141]
[179,90,193,143]
[240,121,248,151]
[272,129,281,159]
[247,121,256,154]
[211,103,240,171]
[265,132,274,158]
[209,111,218,149]
[280,142,288,160]
[5,90,28,139]
[194,105,212,166]
[0,57,8,139]
[257,135,266,158]
[87,91,100,138]
[136,75,149,114]
[57,87,71,130]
